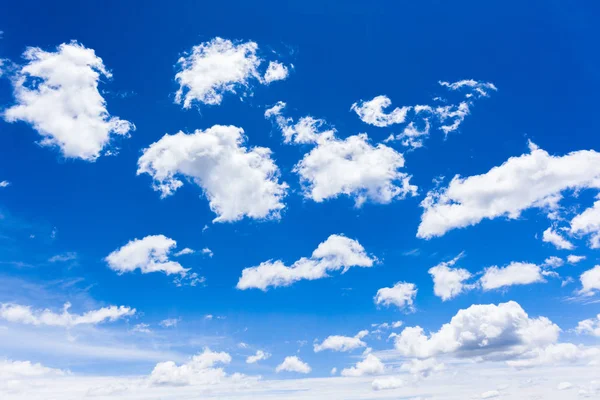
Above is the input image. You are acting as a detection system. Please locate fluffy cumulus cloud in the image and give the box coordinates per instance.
[149,349,232,386]
[0,360,65,380]
[350,95,411,127]
[295,133,417,206]
[393,301,559,359]
[570,199,600,249]
[174,37,288,108]
[0,302,134,327]
[418,142,600,238]
[543,227,575,250]
[275,356,311,374]
[400,357,445,378]
[505,343,600,368]
[264,101,334,144]
[3,41,134,161]
[353,80,496,148]
[237,234,374,290]
[341,353,385,377]
[246,350,271,364]
[105,235,191,278]
[576,315,600,337]
[579,266,600,296]
[313,330,369,352]
[428,254,473,301]
[567,254,586,264]
[479,262,544,291]
[137,125,288,222]
[374,282,417,312]
[263,61,289,84]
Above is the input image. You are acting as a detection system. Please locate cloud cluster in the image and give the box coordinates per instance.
[428,254,472,301]
[374,282,417,312]
[313,330,369,352]
[246,350,271,364]
[237,234,374,290]
[0,302,134,328]
[480,262,544,290]
[275,356,311,374]
[149,349,232,386]
[137,125,288,222]
[341,353,385,377]
[175,38,288,108]
[3,41,134,160]
[418,141,600,238]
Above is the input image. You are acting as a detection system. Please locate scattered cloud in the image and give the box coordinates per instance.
[201,248,214,257]
[480,262,544,291]
[3,41,134,160]
[159,318,179,328]
[0,180,10,188]
[575,314,600,337]
[314,330,368,352]
[543,256,564,269]
[237,234,374,290]
[137,125,288,222]
[371,376,404,390]
[148,348,231,386]
[374,282,417,312]
[265,101,334,144]
[570,199,600,248]
[246,350,271,364]
[173,248,195,257]
[351,95,411,127]
[263,61,289,84]
[543,227,575,250]
[428,253,473,301]
[418,141,600,238]
[0,302,135,328]
[48,252,77,263]
[341,353,385,377]
[579,265,600,296]
[275,356,310,374]
[567,255,586,264]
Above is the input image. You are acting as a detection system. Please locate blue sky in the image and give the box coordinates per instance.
[0,1,600,399]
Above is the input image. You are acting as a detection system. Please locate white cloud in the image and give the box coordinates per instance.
[400,358,445,378]
[314,330,368,352]
[263,61,289,84]
[570,199,600,248]
[275,356,310,374]
[351,95,411,127]
[543,227,575,250]
[438,79,497,97]
[295,133,417,207]
[0,359,65,379]
[105,235,191,279]
[371,376,404,390]
[0,181,10,188]
[48,252,77,263]
[264,101,334,145]
[246,350,271,364]
[374,282,417,312]
[173,248,195,257]
[0,302,134,327]
[557,382,573,390]
[341,353,385,377]
[201,248,214,257]
[159,318,179,328]
[174,38,286,108]
[237,234,374,290]
[428,254,473,301]
[137,125,288,222]
[3,41,134,160]
[576,315,600,337]
[435,102,470,134]
[567,255,586,264]
[393,301,559,359]
[544,256,564,268]
[149,348,231,386]
[132,323,151,334]
[579,266,600,296]
[418,142,600,238]
[480,262,544,290]
[505,343,600,368]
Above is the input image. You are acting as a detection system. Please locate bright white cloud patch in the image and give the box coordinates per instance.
[576,315,600,337]
[246,350,271,364]
[237,234,374,290]
[174,38,287,108]
[400,357,445,378]
[159,318,179,328]
[428,254,473,301]
[374,282,417,312]
[313,330,368,352]
[480,262,544,290]
[393,301,559,359]
[0,180,10,188]
[0,302,134,327]
[3,41,134,160]
[0,360,65,379]
[418,142,600,238]
[148,349,231,386]
[263,61,289,84]
[137,125,288,222]
[570,199,600,248]
[264,101,334,144]
[275,356,311,374]
[544,256,564,268]
[543,227,575,250]
[295,133,417,206]
[341,353,385,377]
[105,235,190,278]
[567,254,585,264]
[173,248,195,257]
[351,95,411,127]
[371,376,404,390]
[505,343,600,368]
[579,266,600,296]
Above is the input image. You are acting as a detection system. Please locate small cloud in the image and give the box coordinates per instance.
[159,318,179,328]
[174,248,195,257]
[201,248,213,257]
[48,252,77,263]
[0,181,10,188]
[131,323,151,334]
